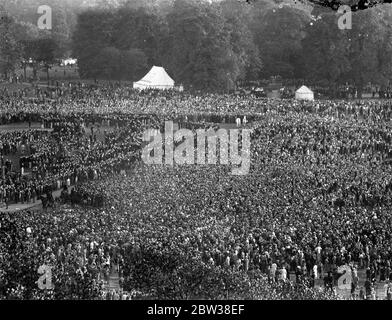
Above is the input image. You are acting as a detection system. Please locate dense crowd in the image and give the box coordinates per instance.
[0,112,157,208]
[2,87,392,300]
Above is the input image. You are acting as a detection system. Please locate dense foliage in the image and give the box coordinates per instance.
[3,0,392,91]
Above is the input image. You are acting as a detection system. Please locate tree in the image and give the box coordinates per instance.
[1,0,77,58]
[119,48,147,80]
[52,4,72,58]
[252,5,311,79]
[24,38,58,82]
[375,4,392,87]
[220,0,262,82]
[302,5,392,97]
[92,46,122,79]
[165,0,240,91]
[113,6,164,66]
[72,9,117,78]
[302,11,351,95]
[344,6,392,97]
[0,12,21,79]
[14,22,40,80]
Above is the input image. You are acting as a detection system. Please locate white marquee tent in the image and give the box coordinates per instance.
[295,85,314,101]
[133,66,175,90]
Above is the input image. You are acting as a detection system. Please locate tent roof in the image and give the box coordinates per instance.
[296,85,313,94]
[134,66,174,87]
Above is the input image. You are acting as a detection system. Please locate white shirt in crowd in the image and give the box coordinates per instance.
[280,267,287,281]
[271,263,277,277]
[313,265,318,279]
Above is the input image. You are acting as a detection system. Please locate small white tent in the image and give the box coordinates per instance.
[133,66,175,90]
[295,85,314,101]
[61,58,77,66]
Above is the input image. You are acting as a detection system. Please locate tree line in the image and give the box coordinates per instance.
[2,0,392,94]
[72,0,392,93]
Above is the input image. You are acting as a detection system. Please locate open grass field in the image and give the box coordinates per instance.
[15,65,80,82]
[2,64,135,92]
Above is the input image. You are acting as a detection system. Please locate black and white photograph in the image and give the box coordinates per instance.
[1,0,392,311]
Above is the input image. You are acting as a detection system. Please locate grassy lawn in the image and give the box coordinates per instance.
[4,65,135,89]
[15,65,80,82]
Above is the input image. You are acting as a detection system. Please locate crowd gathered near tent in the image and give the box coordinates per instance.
[4,0,392,304]
[1,82,392,300]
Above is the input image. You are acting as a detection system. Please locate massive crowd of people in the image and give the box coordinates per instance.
[2,85,392,300]
[0,111,157,209]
